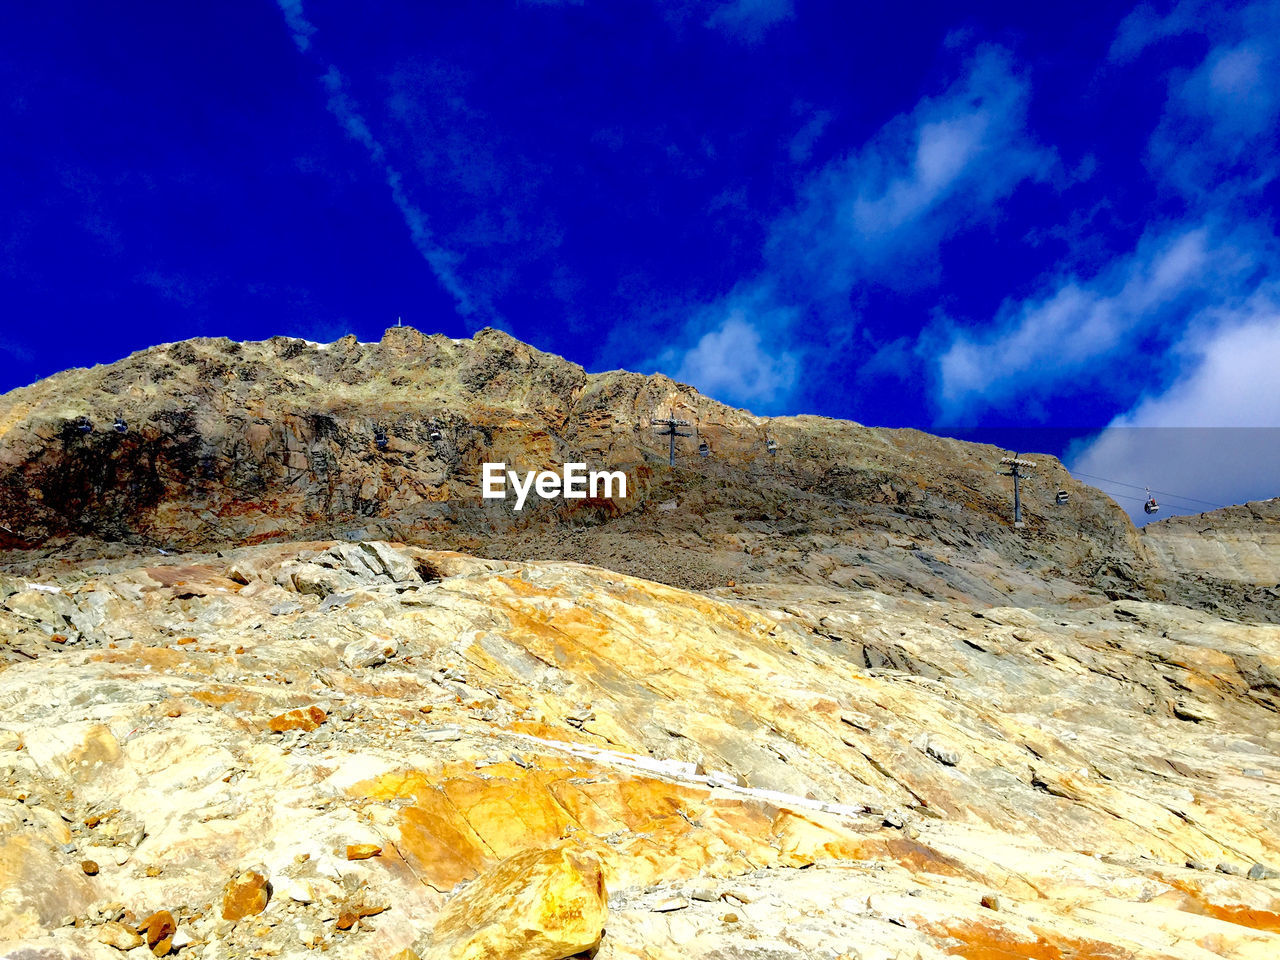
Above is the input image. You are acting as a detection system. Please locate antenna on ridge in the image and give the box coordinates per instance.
[650,410,692,467]
[397,316,403,327]
[999,453,1037,528]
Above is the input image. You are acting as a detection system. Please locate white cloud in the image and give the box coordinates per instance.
[1109,0,1205,62]
[138,270,211,308]
[1206,43,1268,103]
[853,111,990,234]
[1069,303,1280,523]
[653,44,1049,408]
[1154,39,1280,198]
[1113,0,1280,198]
[658,300,799,408]
[769,45,1051,293]
[1112,308,1280,427]
[916,2,1280,522]
[319,69,479,318]
[788,107,832,164]
[934,224,1260,415]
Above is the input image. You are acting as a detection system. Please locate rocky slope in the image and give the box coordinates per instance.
[1145,499,1280,588]
[0,327,1267,619]
[0,539,1277,959]
[2,330,1279,959]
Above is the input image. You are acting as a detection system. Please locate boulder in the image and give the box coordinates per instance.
[420,844,607,960]
[222,869,271,921]
[361,542,421,583]
[342,636,399,669]
[97,921,143,950]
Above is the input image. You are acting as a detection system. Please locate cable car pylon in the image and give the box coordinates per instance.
[650,411,692,467]
[1000,453,1037,528]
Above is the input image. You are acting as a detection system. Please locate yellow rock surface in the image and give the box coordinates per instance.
[354,759,864,893]
[421,844,608,960]
[222,869,271,921]
[0,834,95,937]
[1,541,1278,959]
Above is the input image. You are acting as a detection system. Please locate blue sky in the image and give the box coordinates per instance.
[2,1,1278,522]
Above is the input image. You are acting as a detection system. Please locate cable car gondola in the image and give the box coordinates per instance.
[74,416,92,434]
[1055,490,1069,505]
[113,416,127,434]
[1144,489,1159,515]
[698,440,710,458]
[766,438,777,455]
[373,426,388,451]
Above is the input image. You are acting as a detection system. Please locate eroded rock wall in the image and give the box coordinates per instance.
[1144,499,1280,589]
[0,328,1164,609]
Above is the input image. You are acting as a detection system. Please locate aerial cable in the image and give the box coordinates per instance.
[1081,484,1198,510]
[1067,470,1226,509]
[1083,486,1221,513]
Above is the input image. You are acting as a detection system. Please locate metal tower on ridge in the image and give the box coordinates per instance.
[1000,454,1037,528]
[651,411,692,467]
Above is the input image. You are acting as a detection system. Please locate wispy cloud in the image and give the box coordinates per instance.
[528,0,791,41]
[1112,0,1280,199]
[705,0,795,42]
[319,68,479,317]
[0,340,34,364]
[271,1,487,321]
[933,224,1264,417]
[276,0,317,52]
[1109,0,1209,62]
[57,167,123,254]
[656,288,799,408]
[654,44,1050,409]
[924,0,1280,521]
[1106,302,1280,427]
[768,45,1051,294]
[1152,36,1280,198]
[138,270,213,309]
[787,105,832,164]
[1069,296,1280,522]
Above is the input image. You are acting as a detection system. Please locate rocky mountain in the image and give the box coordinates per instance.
[0,327,1271,619]
[1,330,1278,960]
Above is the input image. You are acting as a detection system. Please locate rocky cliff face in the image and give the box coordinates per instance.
[0,540,1278,958]
[1145,499,1280,590]
[2,332,1279,959]
[2,326,1258,616]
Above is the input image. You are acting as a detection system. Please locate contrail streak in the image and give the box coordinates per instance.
[272,0,487,320]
